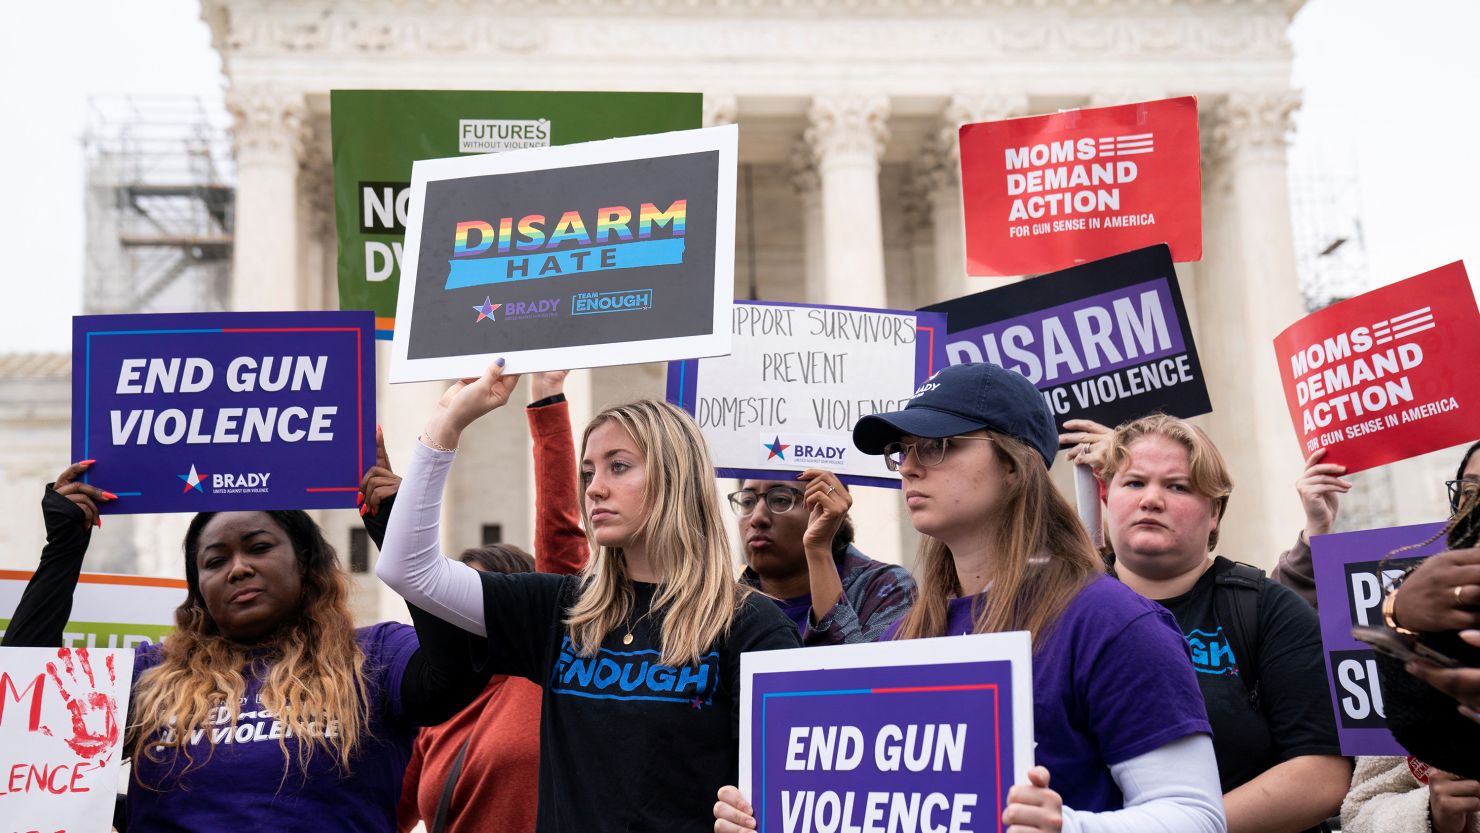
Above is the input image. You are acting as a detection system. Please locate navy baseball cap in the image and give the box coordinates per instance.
[853,363,1059,468]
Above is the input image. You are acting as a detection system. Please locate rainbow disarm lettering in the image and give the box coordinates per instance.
[451,200,686,257]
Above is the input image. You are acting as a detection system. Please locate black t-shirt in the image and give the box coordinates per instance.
[1157,560,1342,806]
[477,572,800,833]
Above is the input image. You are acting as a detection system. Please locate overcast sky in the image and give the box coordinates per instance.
[1,0,1476,353]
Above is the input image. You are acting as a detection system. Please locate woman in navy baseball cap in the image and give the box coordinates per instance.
[717,363,1225,833]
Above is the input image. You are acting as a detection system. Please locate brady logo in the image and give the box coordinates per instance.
[206,472,272,495]
[571,289,653,316]
[792,444,847,462]
[458,119,551,153]
[758,433,849,469]
[550,637,718,706]
[178,464,209,493]
[501,298,562,321]
[911,381,941,399]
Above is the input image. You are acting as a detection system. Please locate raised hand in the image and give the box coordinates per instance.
[1058,419,1113,472]
[530,369,570,402]
[798,469,851,552]
[1003,766,1063,833]
[43,647,121,763]
[359,425,401,516]
[427,359,522,448]
[1297,448,1351,540]
[52,460,116,531]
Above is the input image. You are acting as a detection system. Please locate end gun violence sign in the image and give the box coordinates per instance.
[666,301,946,488]
[1273,261,1480,473]
[330,89,702,340]
[73,311,377,514]
[741,633,1033,833]
[921,245,1211,431]
[391,125,737,381]
[1311,523,1447,756]
[1,646,135,832]
[959,96,1201,277]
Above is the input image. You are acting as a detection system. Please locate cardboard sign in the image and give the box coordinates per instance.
[73,311,377,514]
[0,570,185,648]
[0,647,135,830]
[666,302,946,488]
[921,245,1210,431]
[960,97,1202,277]
[741,633,1032,833]
[391,126,737,382]
[331,90,702,339]
[1311,523,1447,756]
[1273,261,1480,473]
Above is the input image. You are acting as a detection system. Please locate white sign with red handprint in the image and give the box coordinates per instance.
[0,646,134,833]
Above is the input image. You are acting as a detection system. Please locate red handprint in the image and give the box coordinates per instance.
[43,647,120,762]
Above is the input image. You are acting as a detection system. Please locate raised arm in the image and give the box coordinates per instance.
[527,370,590,576]
[3,462,114,648]
[376,361,523,636]
[1272,448,1350,608]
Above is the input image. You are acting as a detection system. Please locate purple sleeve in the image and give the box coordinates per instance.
[359,622,421,719]
[1080,606,1213,766]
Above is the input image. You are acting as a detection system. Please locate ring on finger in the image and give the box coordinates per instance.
[825,485,836,495]
[1457,585,1467,604]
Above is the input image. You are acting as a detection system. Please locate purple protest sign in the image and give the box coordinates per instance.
[921,244,1210,431]
[72,312,377,515]
[667,301,947,488]
[741,633,1033,833]
[1311,522,1447,756]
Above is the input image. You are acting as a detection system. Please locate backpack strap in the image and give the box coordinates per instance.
[1212,556,1266,711]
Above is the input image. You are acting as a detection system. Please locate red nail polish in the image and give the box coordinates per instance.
[370,506,378,517]
[102,491,119,501]
[95,516,102,529]
[80,459,96,466]
[359,504,368,517]
[356,493,363,506]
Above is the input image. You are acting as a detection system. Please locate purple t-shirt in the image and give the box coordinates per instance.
[127,622,420,832]
[777,595,813,633]
[887,574,1210,813]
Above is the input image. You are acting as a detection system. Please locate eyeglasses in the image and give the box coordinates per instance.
[882,435,993,472]
[728,486,805,516]
[1446,476,1479,514]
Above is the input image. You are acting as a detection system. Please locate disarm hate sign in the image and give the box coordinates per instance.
[741,634,1033,833]
[1273,261,1480,473]
[959,97,1202,277]
[667,302,946,487]
[922,245,1210,431]
[1311,523,1447,756]
[73,312,377,514]
[391,126,737,381]
[1,647,135,832]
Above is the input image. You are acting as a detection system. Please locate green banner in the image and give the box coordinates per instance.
[331,90,703,339]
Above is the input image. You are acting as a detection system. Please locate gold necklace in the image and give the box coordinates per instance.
[622,603,652,645]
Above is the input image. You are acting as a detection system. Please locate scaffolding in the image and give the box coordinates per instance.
[83,96,234,315]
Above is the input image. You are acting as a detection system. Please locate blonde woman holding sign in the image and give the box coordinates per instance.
[375,360,799,833]
[716,363,1224,833]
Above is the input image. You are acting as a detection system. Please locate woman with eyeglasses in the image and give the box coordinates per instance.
[375,362,800,833]
[729,471,914,645]
[715,363,1225,833]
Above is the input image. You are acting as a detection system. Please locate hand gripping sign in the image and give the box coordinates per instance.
[1273,261,1480,473]
[1310,523,1448,756]
[667,301,947,488]
[73,311,377,514]
[741,633,1033,833]
[391,125,737,381]
[0,646,135,832]
[959,97,1202,277]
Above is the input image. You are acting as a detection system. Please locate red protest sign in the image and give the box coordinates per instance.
[1273,261,1480,473]
[960,97,1202,277]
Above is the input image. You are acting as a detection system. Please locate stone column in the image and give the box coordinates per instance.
[227,85,306,312]
[789,140,825,302]
[804,94,904,564]
[702,92,738,129]
[920,94,1030,304]
[1196,91,1306,568]
[806,94,890,308]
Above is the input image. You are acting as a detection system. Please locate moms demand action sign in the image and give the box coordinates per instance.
[73,312,376,514]
[960,97,1201,277]
[330,89,701,339]
[1273,261,1480,473]
[392,126,737,381]
[1,647,134,833]
[667,302,945,488]
[1311,523,1447,756]
[922,245,1210,431]
[741,633,1032,833]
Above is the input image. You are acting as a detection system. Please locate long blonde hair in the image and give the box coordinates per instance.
[1099,414,1233,550]
[130,511,369,781]
[894,432,1101,646]
[566,400,748,667]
